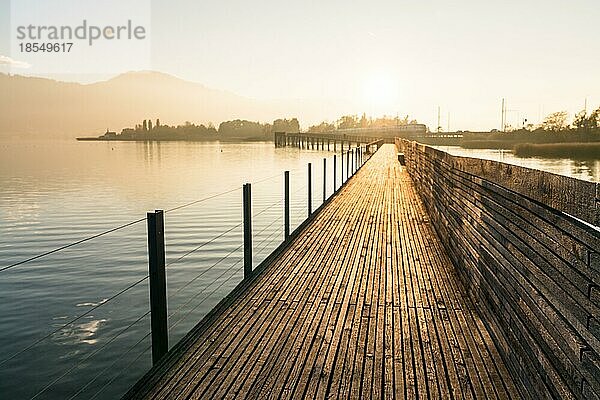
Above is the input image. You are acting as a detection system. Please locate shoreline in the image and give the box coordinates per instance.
[513,142,600,159]
[76,137,274,143]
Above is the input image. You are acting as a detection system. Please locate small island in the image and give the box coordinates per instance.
[77,118,302,142]
[76,114,425,142]
[77,110,600,160]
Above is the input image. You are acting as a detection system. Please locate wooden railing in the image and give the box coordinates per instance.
[396,138,600,399]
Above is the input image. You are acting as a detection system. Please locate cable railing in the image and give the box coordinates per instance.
[30,309,151,400]
[0,218,147,273]
[0,142,381,400]
[0,273,150,368]
[76,332,152,400]
[167,243,244,320]
[167,256,244,333]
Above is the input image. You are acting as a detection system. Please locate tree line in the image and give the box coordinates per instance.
[114,118,301,140]
[109,113,421,140]
[513,107,600,133]
[307,113,418,133]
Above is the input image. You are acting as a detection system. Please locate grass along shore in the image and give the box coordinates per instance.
[513,142,600,159]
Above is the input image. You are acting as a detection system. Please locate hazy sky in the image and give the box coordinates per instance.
[1,0,599,130]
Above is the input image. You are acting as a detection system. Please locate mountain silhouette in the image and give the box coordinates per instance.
[1,71,337,138]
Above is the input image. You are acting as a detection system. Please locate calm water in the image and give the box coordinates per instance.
[432,145,600,182]
[1,140,597,400]
[0,139,344,400]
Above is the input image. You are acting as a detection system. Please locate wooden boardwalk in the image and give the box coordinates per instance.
[126,144,520,400]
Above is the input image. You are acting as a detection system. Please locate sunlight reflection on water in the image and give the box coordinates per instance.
[0,139,341,399]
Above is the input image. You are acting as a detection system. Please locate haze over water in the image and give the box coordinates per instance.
[0,136,597,399]
[0,139,338,399]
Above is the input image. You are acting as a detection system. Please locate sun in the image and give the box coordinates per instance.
[362,72,399,114]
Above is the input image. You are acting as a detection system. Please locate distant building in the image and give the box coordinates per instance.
[336,124,428,137]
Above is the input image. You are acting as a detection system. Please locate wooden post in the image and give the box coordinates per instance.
[147,210,168,365]
[308,163,312,216]
[284,171,290,240]
[323,158,326,203]
[243,183,252,279]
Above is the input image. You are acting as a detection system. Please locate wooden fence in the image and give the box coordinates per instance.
[396,138,600,399]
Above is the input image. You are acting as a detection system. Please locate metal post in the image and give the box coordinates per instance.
[341,151,344,184]
[346,151,350,179]
[147,210,168,365]
[333,155,337,191]
[308,163,312,216]
[323,158,326,203]
[243,184,252,279]
[284,171,290,240]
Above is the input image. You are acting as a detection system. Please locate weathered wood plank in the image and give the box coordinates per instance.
[398,138,600,400]
[125,144,519,400]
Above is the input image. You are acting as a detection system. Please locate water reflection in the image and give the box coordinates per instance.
[433,146,600,182]
[53,316,107,346]
[0,139,336,399]
[76,299,108,307]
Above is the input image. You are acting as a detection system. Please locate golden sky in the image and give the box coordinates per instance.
[1,0,599,130]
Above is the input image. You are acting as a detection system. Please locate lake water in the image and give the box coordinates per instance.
[432,145,600,182]
[0,139,345,400]
[0,140,597,400]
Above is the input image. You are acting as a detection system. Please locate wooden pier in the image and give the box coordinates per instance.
[274,131,382,151]
[125,144,519,399]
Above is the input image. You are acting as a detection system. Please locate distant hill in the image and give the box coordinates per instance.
[0,71,313,138]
